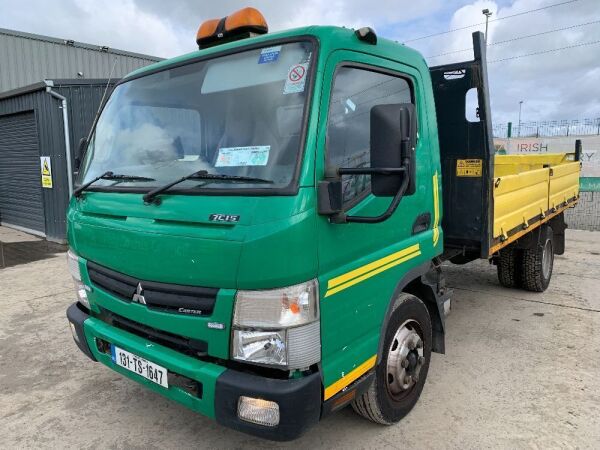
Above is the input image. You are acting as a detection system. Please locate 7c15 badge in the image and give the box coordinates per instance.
[209,214,240,223]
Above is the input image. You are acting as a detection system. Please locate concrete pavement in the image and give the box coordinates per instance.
[1,227,599,448]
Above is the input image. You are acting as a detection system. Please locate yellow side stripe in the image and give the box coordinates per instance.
[324,355,377,400]
[325,250,421,297]
[327,243,420,290]
[432,171,440,246]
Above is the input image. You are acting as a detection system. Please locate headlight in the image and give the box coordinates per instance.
[232,280,320,370]
[233,279,319,328]
[67,249,90,309]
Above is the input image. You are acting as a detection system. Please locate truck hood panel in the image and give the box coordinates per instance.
[72,221,242,287]
[67,189,317,289]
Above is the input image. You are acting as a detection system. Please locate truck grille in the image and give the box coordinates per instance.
[98,308,208,357]
[87,261,218,316]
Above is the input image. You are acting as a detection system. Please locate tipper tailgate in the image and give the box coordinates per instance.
[549,161,580,210]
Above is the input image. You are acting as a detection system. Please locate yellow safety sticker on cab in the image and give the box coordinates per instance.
[456,159,482,177]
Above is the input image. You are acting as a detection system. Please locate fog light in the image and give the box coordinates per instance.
[69,322,79,344]
[237,396,280,427]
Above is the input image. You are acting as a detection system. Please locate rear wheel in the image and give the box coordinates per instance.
[352,293,432,424]
[497,247,521,288]
[521,226,554,292]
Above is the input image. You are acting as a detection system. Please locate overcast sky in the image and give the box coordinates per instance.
[1,0,598,123]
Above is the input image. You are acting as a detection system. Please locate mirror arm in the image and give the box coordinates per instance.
[343,158,410,224]
[322,166,408,224]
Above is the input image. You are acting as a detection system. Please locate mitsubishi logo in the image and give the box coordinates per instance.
[132,283,146,305]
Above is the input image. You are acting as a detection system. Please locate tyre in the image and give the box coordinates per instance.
[352,293,432,424]
[521,226,554,292]
[497,246,521,288]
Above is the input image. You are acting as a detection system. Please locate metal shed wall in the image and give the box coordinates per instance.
[0,111,45,233]
[52,80,116,174]
[0,28,162,92]
[0,88,67,240]
[0,80,116,242]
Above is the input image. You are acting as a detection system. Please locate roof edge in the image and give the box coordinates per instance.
[0,27,163,62]
[0,79,116,101]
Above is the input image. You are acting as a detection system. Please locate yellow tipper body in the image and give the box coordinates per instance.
[492,153,580,253]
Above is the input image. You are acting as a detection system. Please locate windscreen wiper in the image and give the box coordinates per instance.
[142,170,273,204]
[73,171,156,198]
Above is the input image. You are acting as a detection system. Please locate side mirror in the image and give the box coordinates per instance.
[318,103,417,224]
[370,103,416,196]
[77,137,87,156]
[75,137,87,172]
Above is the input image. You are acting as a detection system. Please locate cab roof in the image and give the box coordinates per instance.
[124,25,428,80]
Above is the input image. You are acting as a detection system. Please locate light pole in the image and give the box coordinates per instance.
[482,9,493,43]
[518,100,524,137]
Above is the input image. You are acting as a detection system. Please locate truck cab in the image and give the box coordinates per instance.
[66,8,579,441]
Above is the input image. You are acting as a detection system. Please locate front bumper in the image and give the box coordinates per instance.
[66,302,321,441]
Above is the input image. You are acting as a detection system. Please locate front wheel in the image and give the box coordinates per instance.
[352,293,432,424]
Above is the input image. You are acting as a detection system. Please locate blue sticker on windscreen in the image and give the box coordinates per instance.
[258,46,282,64]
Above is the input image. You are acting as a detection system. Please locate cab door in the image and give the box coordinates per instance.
[315,50,439,399]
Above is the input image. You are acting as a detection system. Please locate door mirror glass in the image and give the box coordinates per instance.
[370,103,416,196]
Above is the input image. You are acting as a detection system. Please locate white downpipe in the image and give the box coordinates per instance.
[45,81,73,197]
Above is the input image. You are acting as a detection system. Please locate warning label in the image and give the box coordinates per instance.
[456,159,482,177]
[283,63,308,94]
[40,156,53,188]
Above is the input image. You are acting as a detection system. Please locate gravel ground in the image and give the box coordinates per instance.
[1,227,599,449]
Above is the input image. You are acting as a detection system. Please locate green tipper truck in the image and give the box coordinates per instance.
[66,8,581,441]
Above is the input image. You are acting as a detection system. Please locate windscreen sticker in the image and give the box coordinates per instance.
[283,63,309,94]
[215,146,270,167]
[258,46,282,64]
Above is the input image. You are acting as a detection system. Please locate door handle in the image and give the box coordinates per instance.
[412,213,431,235]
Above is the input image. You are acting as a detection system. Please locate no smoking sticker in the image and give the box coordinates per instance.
[283,63,309,94]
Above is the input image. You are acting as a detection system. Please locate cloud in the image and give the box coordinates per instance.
[0,0,189,57]
[133,0,445,35]
[408,0,600,123]
[0,0,445,56]
[1,0,597,123]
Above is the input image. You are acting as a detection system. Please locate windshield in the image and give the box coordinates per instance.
[79,41,314,192]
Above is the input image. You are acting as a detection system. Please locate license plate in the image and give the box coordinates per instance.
[111,345,169,388]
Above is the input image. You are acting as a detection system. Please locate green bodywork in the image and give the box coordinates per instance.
[68,25,443,413]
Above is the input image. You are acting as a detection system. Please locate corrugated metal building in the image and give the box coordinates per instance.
[0,29,161,242]
[0,28,161,92]
[0,80,118,241]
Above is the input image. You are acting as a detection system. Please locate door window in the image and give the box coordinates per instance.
[326,66,413,204]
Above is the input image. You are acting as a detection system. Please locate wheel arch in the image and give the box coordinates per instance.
[376,261,449,364]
